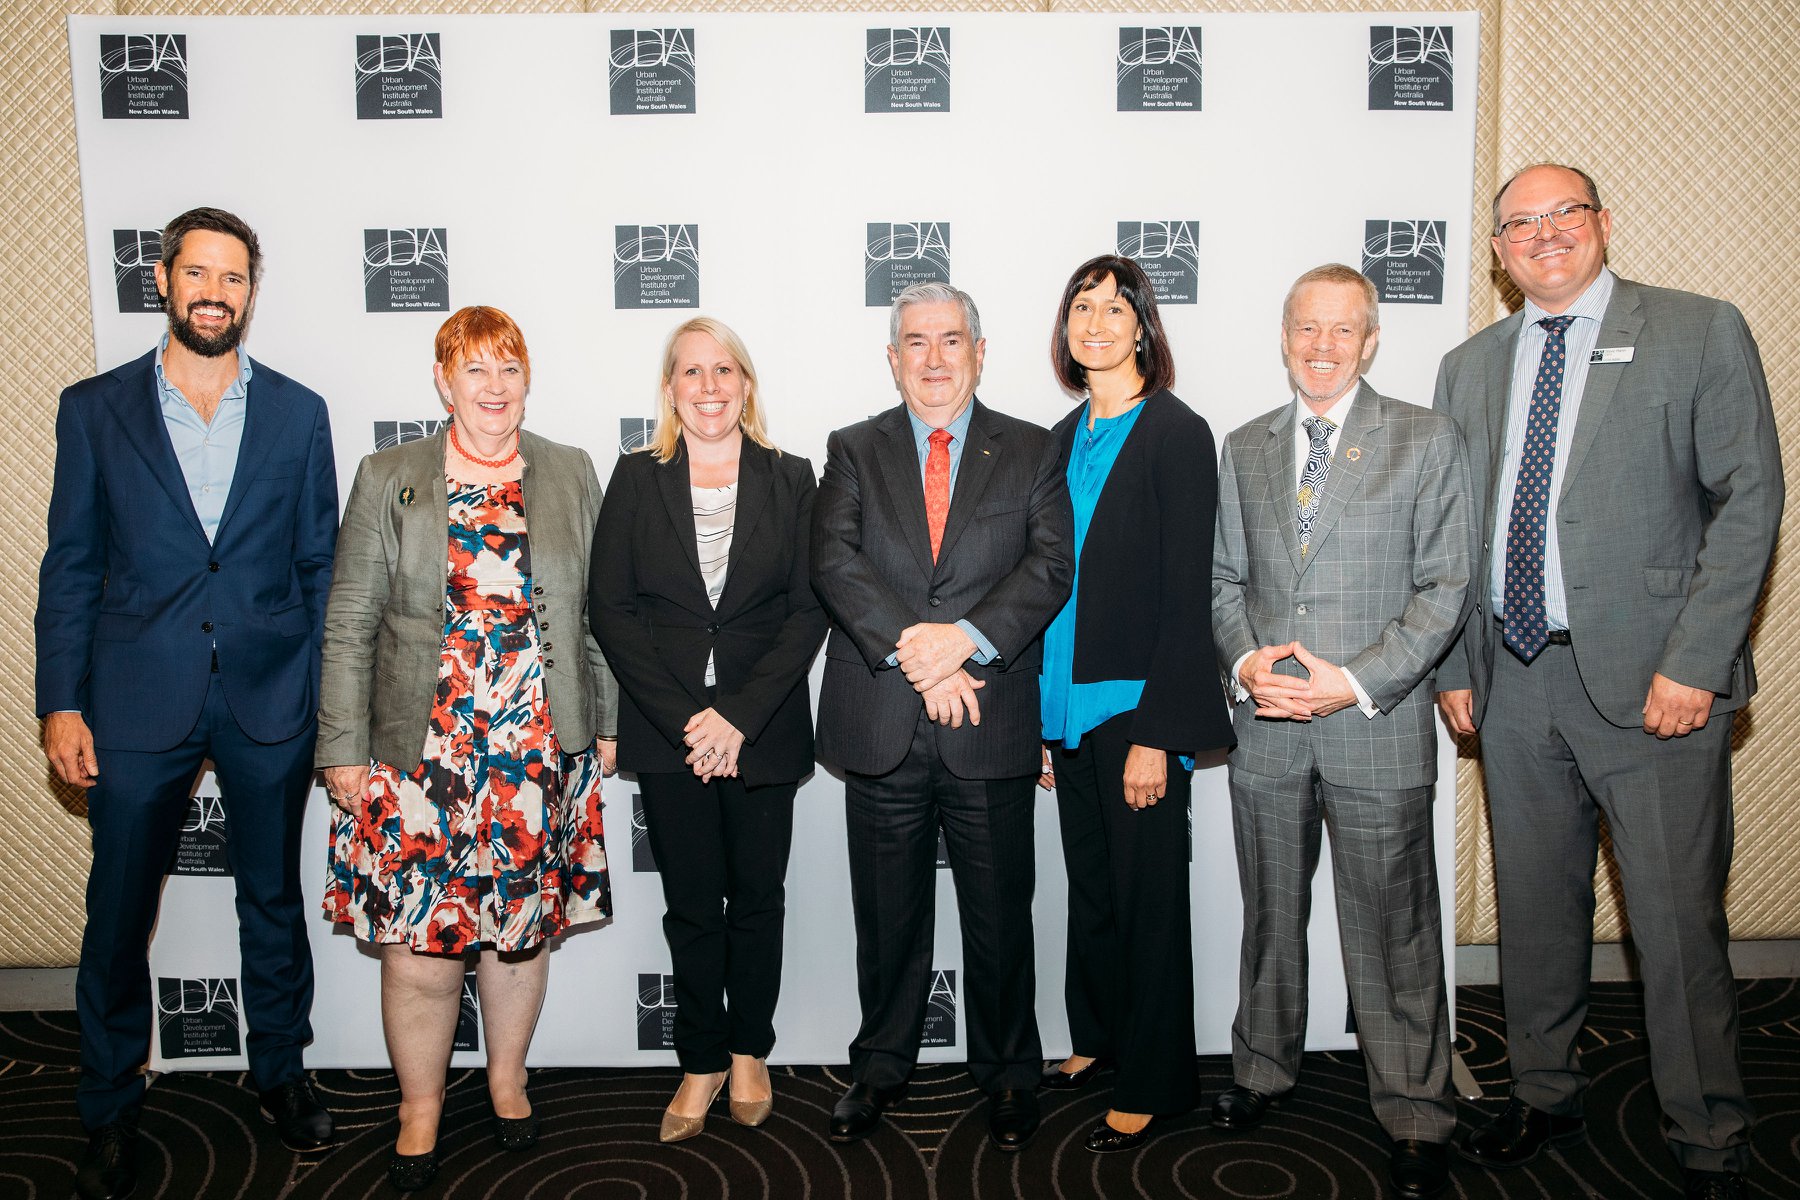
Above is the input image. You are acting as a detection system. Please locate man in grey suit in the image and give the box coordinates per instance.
[811,282,1073,1151]
[1437,163,1783,1200]
[1211,263,1472,1200]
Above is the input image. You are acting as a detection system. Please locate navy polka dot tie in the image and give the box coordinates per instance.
[1502,315,1575,662]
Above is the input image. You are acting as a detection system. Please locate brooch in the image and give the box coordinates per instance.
[1344,447,1362,462]
[399,486,416,506]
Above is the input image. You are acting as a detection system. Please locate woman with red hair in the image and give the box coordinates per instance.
[317,305,618,1190]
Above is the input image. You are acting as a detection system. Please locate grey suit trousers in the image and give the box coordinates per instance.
[1483,641,1750,1172]
[1228,746,1454,1143]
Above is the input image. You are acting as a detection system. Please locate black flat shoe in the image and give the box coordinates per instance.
[492,1109,539,1152]
[1085,1114,1156,1154]
[1458,1093,1585,1169]
[73,1124,138,1200]
[987,1088,1040,1151]
[259,1077,335,1151]
[828,1081,906,1143]
[1209,1085,1287,1131]
[386,1145,440,1192]
[1038,1057,1110,1091]
[1390,1138,1451,1199]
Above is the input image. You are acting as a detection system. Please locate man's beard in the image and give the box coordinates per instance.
[166,297,248,358]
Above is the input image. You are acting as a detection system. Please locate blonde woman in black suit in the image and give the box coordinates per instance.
[590,317,827,1142]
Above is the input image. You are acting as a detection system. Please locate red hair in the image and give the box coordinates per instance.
[434,305,530,387]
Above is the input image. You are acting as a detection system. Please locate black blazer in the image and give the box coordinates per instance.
[811,400,1074,779]
[589,438,827,786]
[1050,389,1232,755]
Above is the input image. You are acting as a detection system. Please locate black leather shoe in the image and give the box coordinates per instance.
[492,1109,539,1153]
[1683,1168,1748,1199]
[1039,1057,1110,1091]
[1389,1139,1450,1199]
[1458,1094,1585,1168]
[1085,1114,1156,1154]
[73,1124,137,1200]
[828,1081,905,1143]
[259,1078,335,1151]
[1209,1085,1286,1131]
[386,1145,440,1192]
[987,1089,1039,1151]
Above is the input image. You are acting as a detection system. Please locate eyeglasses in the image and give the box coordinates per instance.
[1496,203,1599,243]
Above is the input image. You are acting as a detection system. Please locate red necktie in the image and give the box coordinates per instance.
[925,428,952,562]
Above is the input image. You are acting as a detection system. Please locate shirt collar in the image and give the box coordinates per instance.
[154,332,254,401]
[1291,384,1358,432]
[1521,267,1615,328]
[906,397,975,451]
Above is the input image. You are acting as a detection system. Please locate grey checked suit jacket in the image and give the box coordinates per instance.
[1212,382,1474,790]
[811,400,1074,779]
[1434,277,1784,727]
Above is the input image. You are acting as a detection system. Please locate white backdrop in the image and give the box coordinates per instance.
[66,11,1478,1071]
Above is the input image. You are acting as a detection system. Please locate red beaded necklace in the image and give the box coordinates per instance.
[449,421,520,470]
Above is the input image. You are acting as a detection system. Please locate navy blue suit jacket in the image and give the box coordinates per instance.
[35,347,339,752]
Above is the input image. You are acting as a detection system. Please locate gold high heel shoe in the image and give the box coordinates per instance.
[729,1060,774,1127]
[659,1074,726,1143]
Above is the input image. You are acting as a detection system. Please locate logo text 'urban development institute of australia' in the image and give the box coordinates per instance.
[1117,27,1201,112]
[615,225,699,309]
[610,29,695,115]
[355,34,442,120]
[866,222,950,308]
[866,28,949,113]
[364,229,449,312]
[1368,26,1453,110]
[100,34,187,119]
[156,977,240,1059]
[113,229,163,313]
[1118,221,1199,305]
[1362,219,1447,305]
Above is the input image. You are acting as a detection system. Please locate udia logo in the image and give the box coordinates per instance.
[113,229,163,314]
[865,27,950,114]
[1368,26,1453,111]
[610,28,696,116]
[619,418,656,454]
[363,228,449,313]
[615,225,700,310]
[1117,221,1200,306]
[99,34,188,120]
[373,419,446,451]
[1362,219,1447,305]
[921,969,956,1047]
[630,792,658,872]
[453,970,481,1051]
[169,792,230,877]
[1117,27,1201,112]
[156,977,241,1059]
[636,973,678,1051]
[355,33,443,121]
[865,222,950,308]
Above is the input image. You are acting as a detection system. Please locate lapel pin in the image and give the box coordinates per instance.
[981,448,991,455]
[399,486,416,507]
[1345,447,1362,462]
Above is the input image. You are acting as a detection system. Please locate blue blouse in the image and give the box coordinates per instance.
[1040,400,1151,749]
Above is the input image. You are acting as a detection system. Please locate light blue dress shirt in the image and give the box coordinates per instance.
[1490,269,1616,628]
[1040,401,1148,748]
[155,334,251,543]
[890,402,996,665]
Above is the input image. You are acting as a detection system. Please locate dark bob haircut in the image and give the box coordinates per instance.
[1049,254,1175,398]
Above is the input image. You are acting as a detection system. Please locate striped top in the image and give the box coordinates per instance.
[692,482,737,686]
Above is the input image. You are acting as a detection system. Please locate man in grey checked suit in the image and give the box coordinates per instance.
[1211,263,1472,1200]
[1437,163,1783,1200]
[811,282,1073,1151]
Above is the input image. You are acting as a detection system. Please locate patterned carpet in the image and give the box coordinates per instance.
[3,981,1797,1198]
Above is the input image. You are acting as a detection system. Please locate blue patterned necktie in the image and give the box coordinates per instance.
[1297,415,1335,558]
[1502,315,1576,661]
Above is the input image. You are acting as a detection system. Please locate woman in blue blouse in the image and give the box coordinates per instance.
[1038,254,1234,1151]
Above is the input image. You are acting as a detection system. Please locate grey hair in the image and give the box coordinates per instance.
[888,281,983,348]
[1491,162,1604,235]
[1282,263,1380,333]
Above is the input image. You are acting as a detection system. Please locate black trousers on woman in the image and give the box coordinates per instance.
[1053,709,1197,1115]
[637,770,797,1074]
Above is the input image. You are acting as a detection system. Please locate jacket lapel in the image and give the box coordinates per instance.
[1295,382,1381,579]
[1480,314,1523,547]
[1559,280,1643,497]
[1262,404,1305,576]
[654,444,706,585]
[214,361,289,540]
[874,406,935,579]
[107,357,209,543]
[932,400,1000,573]
[716,439,771,613]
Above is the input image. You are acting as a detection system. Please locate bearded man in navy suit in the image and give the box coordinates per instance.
[36,207,339,1200]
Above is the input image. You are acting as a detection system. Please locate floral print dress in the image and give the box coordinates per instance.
[325,478,611,953]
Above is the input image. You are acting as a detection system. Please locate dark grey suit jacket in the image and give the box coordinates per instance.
[811,400,1073,779]
[1212,382,1475,790]
[1434,277,1784,727]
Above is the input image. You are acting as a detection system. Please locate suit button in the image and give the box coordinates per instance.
[1295,605,1308,616]
[540,622,550,632]
[543,642,553,652]
[201,621,214,632]
[533,586,545,596]
[707,623,720,635]
[208,561,220,572]
[536,603,547,613]
[544,659,555,670]
[928,597,942,607]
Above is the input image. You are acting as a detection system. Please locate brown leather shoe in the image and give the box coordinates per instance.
[1458,1093,1586,1168]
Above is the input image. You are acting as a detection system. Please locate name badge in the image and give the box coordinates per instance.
[1589,346,1634,364]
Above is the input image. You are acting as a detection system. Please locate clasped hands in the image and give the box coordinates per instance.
[895,622,984,728]
[1239,641,1356,720]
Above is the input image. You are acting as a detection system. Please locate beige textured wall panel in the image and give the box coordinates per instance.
[1456,0,1800,944]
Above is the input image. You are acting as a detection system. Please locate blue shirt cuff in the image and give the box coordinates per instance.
[957,619,997,665]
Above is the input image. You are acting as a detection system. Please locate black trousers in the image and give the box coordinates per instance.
[637,769,797,1073]
[843,712,1042,1094]
[77,674,317,1130]
[1053,710,1197,1114]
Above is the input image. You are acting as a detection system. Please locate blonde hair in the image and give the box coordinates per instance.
[648,316,779,463]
